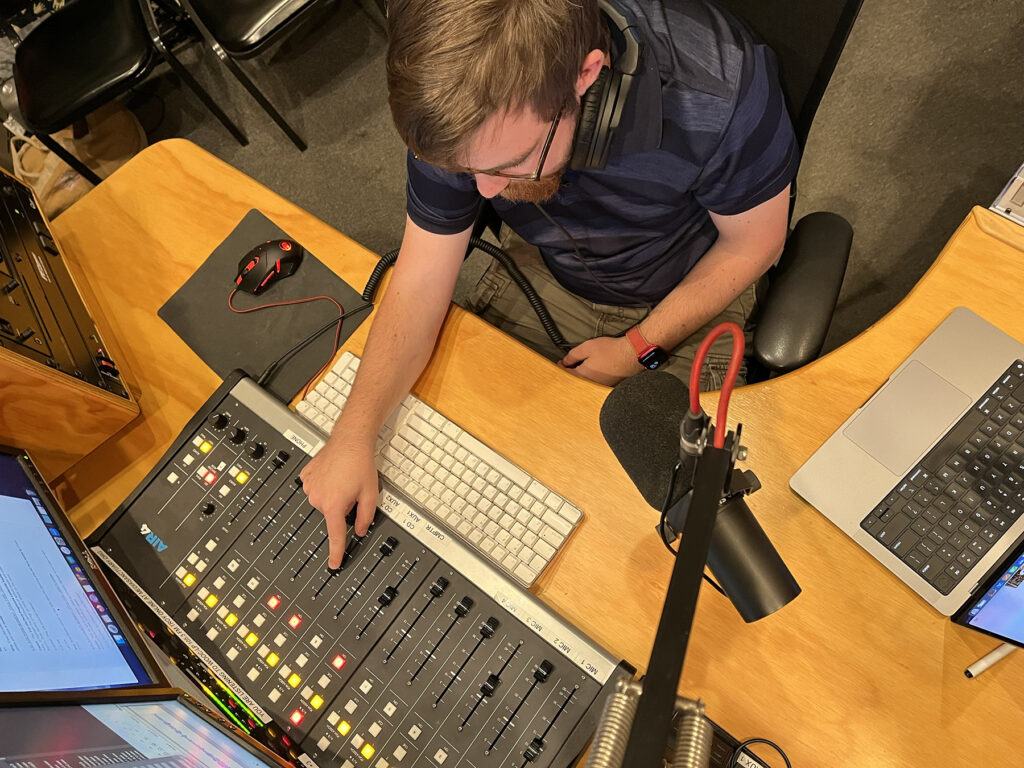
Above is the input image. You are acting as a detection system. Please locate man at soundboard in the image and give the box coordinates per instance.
[301,0,798,567]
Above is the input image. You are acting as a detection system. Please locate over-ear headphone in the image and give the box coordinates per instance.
[569,0,643,171]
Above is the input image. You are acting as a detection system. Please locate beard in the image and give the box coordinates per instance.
[499,167,566,203]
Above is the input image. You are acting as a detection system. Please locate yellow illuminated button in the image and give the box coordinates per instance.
[183,573,196,587]
[199,441,212,453]
[205,594,218,608]
[337,720,351,736]
[236,471,249,483]
[266,652,279,666]
[225,613,238,627]
[360,744,375,760]
[310,694,324,709]
[245,632,258,646]
[288,673,301,688]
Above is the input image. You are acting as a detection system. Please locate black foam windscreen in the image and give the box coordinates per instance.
[599,371,694,509]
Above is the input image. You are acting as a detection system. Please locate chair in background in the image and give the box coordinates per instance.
[5,0,247,186]
[175,0,335,151]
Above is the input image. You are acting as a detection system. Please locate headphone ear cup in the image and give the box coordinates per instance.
[570,66,610,171]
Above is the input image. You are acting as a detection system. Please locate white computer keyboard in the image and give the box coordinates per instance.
[295,351,583,587]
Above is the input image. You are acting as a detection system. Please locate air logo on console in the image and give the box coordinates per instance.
[139,523,168,553]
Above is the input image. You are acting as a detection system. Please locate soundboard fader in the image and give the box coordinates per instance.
[89,372,632,768]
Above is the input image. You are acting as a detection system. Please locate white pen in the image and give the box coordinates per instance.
[964,643,1017,678]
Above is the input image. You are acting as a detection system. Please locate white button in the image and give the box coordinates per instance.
[253,614,265,627]
[167,472,179,484]
[345,699,357,714]
[187,552,199,565]
[342,762,354,768]
[248,577,260,590]
[310,635,323,649]
[359,679,372,694]
[383,702,396,717]
[229,466,240,478]
[187,609,199,621]
[257,644,269,658]
[198,588,210,599]
[351,735,364,749]
[237,625,249,638]
[274,633,286,647]
[376,760,389,768]
[228,559,240,572]
[247,668,259,681]
[217,461,227,471]
[219,485,231,497]
[196,465,207,477]
[214,577,225,589]
[206,628,219,640]
[192,436,204,447]
[368,722,381,738]
[183,454,195,465]
[233,595,245,608]
[408,725,421,740]
[175,567,187,579]
[279,665,291,679]
[393,747,407,761]
[226,647,239,661]
[296,653,308,668]
[434,749,447,764]
[301,686,313,701]
[216,606,228,618]
[195,560,207,572]
[269,689,281,703]
[319,675,331,688]
[317,736,331,750]
[206,539,218,551]
[328,712,340,725]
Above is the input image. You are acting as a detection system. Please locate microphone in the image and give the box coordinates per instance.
[599,371,800,623]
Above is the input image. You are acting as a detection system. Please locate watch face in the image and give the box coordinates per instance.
[640,346,669,370]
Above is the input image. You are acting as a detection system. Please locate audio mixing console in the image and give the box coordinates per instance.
[89,372,632,768]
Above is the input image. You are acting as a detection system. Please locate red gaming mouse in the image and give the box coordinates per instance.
[235,239,304,295]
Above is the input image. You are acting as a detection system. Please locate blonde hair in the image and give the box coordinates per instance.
[386,0,605,168]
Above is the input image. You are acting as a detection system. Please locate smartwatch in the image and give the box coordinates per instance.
[625,326,669,370]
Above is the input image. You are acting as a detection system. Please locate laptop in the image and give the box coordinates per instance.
[791,307,1024,619]
[0,445,290,766]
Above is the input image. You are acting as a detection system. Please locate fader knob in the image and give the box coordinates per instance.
[523,736,546,762]
[430,577,450,597]
[534,660,553,682]
[231,427,248,444]
[480,673,501,697]
[480,617,500,638]
[380,536,399,556]
[209,412,229,430]
[249,443,265,460]
[455,597,474,617]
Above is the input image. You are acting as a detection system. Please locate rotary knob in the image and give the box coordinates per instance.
[249,443,265,460]
[209,412,229,430]
[231,427,248,444]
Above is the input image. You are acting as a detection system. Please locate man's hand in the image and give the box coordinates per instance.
[299,437,379,570]
[559,335,642,386]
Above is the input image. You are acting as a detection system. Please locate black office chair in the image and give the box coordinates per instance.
[6,0,247,187]
[175,0,333,151]
[719,0,863,379]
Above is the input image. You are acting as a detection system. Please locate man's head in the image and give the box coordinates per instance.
[386,0,608,202]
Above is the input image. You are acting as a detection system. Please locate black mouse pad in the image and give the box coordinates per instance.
[159,209,371,402]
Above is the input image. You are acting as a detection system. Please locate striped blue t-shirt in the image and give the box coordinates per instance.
[405,0,800,305]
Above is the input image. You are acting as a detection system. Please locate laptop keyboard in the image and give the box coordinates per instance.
[861,360,1024,594]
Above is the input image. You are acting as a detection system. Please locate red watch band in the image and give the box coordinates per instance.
[625,325,657,358]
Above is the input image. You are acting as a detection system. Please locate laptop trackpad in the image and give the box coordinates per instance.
[844,360,971,476]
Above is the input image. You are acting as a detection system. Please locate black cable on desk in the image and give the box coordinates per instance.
[728,737,792,768]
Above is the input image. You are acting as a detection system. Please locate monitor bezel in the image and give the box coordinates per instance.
[951,530,1024,648]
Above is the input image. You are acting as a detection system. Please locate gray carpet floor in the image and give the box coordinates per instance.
[131,0,1024,351]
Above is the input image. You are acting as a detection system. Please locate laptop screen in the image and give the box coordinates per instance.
[0,699,279,766]
[0,452,152,691]
[963,547,1024,643]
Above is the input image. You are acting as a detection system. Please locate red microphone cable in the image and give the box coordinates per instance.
[688,321,745,449]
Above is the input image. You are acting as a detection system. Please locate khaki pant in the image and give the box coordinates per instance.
[461,233,759,391]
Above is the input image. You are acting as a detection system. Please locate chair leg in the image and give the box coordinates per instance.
[157,46,249,146]
[211,43,307,151]
[34,133,102,186]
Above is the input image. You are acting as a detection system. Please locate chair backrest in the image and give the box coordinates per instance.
[715,0,863,150]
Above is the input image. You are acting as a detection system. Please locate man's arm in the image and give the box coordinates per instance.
[300,216,472,568]
[560,184,790,385]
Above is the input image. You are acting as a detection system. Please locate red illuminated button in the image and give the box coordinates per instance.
[204,471,217,484]
[267,595,280,610]
[279,241,293,251]
[288,614,302,629]
[289,709,303,725]
[332,655,345,670]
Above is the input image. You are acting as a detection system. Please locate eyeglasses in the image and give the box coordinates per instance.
[458,108,563,180]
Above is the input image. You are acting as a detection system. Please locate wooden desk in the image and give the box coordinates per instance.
[54,140,1024,767]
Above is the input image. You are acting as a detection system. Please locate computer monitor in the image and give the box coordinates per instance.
[0,695,290,767]
[0,447,162,695]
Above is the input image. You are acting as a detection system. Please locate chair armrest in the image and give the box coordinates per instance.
[752,211,852,374]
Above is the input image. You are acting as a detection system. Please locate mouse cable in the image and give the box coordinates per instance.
[657,460,726,598]
[366,236,573,354]
[727,738,791,768]
[256,302,373,388]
